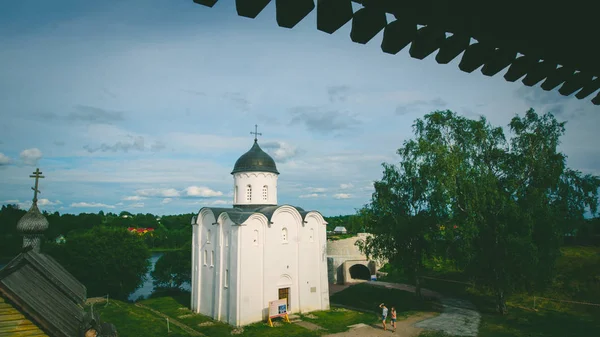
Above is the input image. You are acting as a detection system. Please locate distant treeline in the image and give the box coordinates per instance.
[0,205,194,259]
[0,204,369,259]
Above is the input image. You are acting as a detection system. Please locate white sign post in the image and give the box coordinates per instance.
[267,299,290,327]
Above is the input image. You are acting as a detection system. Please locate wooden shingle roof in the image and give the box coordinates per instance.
[192,0,600,105]
[0,249,87,337]
[0,295,49,337]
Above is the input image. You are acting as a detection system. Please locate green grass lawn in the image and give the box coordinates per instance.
[87,300,189,337]
[380,245,600,337]
[89,284,438,337]
[300,307,379,333]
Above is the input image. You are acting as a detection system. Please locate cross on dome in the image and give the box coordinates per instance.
[29,168,44,203]
[250,124,262,142]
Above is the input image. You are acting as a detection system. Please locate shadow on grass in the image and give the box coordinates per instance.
[331,282,440,315]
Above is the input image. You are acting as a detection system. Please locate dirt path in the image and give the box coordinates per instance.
[134,303,205,336]
[328,281,481,336]
[323,312,437,337]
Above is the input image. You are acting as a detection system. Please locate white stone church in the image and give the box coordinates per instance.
[191,134,330,326]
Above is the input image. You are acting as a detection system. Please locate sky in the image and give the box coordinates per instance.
[0,0,599,217]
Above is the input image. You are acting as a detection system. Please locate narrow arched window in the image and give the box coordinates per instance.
[282,227,288,243]
[246,185,252,201]
[211,250,214,267]
[207,229,211,244]
[204,250,207,266]
[225,269,229,288]
[234,185,238,202]
[262,185,268,201]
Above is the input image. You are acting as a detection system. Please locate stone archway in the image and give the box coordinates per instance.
[342,260,376,284]
[326,233,385,284]
[349,264,371,280]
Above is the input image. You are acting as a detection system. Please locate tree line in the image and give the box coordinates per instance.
[0,203,351,300]
[0,208,194,259]
[357,109,600,315]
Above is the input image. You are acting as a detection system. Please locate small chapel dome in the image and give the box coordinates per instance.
[17,202,49,234]
[231,139,279,175]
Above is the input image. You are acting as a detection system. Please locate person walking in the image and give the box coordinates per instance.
[379,303,388,331]
[390,306,397,332]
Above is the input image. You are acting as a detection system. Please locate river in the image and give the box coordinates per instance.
[127,252,191,302]
[0,253,189,301]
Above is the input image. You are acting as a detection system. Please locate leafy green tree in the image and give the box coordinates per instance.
[47,226,150,300]
[0,204,26,259]
[360,109,599,314]
[357,155,438,298]
[151,243,191,289]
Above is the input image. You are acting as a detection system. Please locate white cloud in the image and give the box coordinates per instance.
[340,183,354,189]
[261,141,299,162]
[184,186,223,198]
[123,195,145,201]
[0,153,11,166]
[306,187,327,193]
[38,199,62,206]
[12,199,61,210]
[299,193,322,199]
[129,202,145,208]
[161,198,173,204]
[333,193,352,199]
[208,200,229,206]
[20,148,42,166]
[70,202,115,208]
[3,199,19,204]
[136,188,181,198]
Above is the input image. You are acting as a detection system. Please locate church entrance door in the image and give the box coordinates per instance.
[278,287,290,311]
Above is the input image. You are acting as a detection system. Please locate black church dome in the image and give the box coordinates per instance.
[231,140,279,175]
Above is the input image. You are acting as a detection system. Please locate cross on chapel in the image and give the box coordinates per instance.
[250,124,262,142]
[29,168,44,203]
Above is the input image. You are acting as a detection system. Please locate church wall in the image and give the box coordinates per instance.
[193,207,329,326]
[238,219,266,325]
[317,216,331,310]
[197,212,218,317]
[233,172,278,205]
[229,225,241,326]
[217,219,233,324]
[263,209,300,316]
[191,223,199,312]
[297,215,324,312]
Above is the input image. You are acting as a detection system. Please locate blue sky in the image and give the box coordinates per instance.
[0,0,598,217]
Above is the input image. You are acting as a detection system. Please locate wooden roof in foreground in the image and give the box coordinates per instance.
[193,0,600,105]
[0,249,87,337]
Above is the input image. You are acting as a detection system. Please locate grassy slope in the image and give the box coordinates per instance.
[88,300,189,337]
[382,246,600,337]
[90,285,434,337]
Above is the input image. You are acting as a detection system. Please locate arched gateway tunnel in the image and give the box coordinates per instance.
[326,233,382,284]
